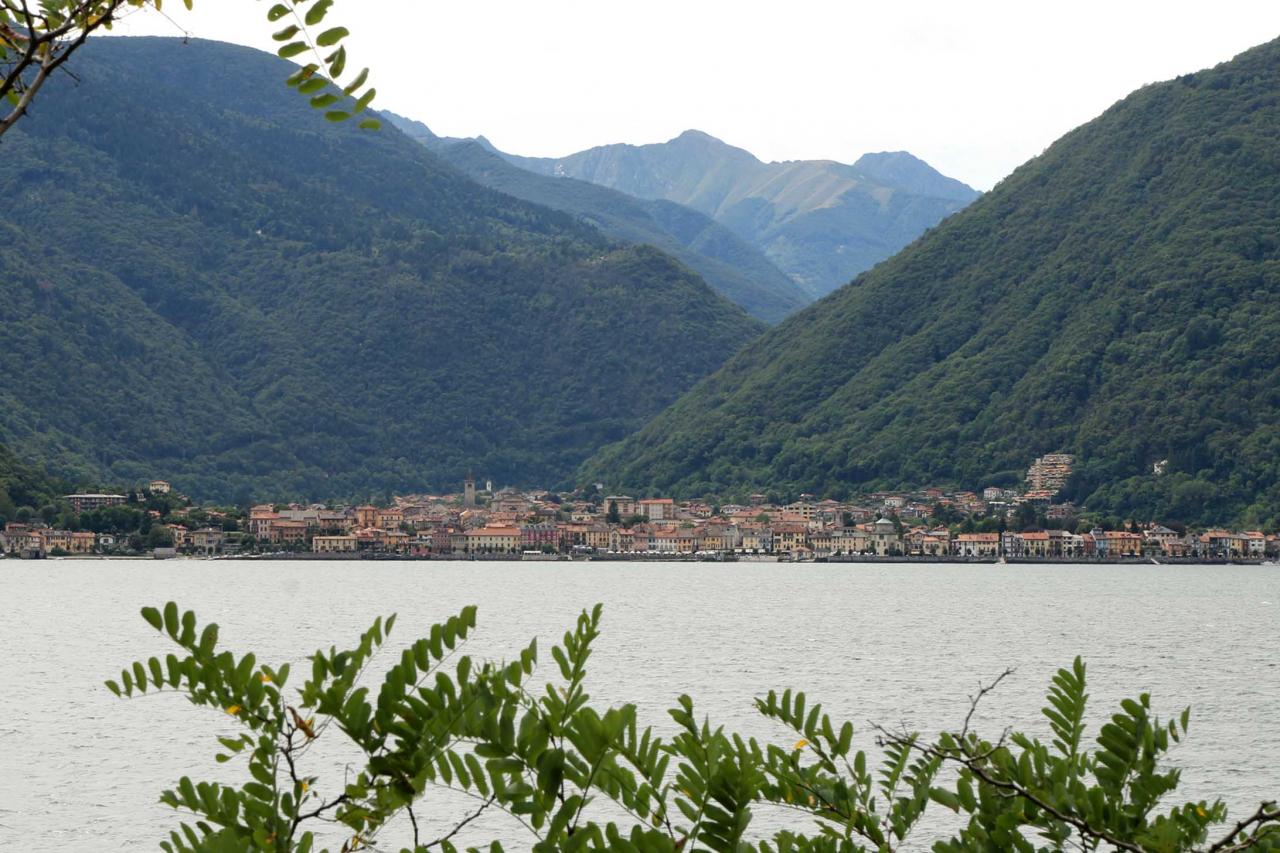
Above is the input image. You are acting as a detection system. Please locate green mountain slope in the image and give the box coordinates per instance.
[381,114,810,323]
[583,37,1280,526]
[0,37,763,500]
[507,131,979,299]
[0,445,66,521]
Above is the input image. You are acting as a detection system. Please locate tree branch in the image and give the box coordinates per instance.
[1205,801,1280,853]
[424,795,495,849]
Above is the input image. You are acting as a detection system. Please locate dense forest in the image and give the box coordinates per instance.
[384,115,811,323]
[0,38,762,501]
[0,445,66,522]
[583,37,1280,526]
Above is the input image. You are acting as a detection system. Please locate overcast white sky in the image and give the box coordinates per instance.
[109,1,1280,189]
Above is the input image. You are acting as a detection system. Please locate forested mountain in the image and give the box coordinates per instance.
[506,130,979,298]
[382,114,810,322]
[0,445,65,521]
[583,37,1280,526]
[0,37,763,501]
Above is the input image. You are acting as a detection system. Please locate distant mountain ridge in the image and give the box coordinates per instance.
[583,36,1280,526]
[384,113,810,322]
[502,130,980,298]
[0,37,763,500]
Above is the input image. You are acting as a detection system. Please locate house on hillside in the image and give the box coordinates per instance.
[639,498,675,521]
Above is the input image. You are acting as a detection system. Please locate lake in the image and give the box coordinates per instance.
[1,559,1276,850]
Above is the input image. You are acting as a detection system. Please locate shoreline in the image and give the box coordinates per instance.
[14,553,1273,566]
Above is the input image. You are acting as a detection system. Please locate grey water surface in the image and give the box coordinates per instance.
[1,560,1276,850]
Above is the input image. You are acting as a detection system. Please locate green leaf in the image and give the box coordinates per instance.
[163,602,179,637]
[304,0,333,26]
[198,624,218,655]
[286,63,320,88]
[278,41,310,59]
[316,26,348,47]
[266,4,290,21]
[929,787,961,812]
[353,88,376,112]
[142,606,163,631]
[297,77,328,94]
[326,45,346,77]
[149,657,165,689]
[342,67,368,95]
[324,110,351,122]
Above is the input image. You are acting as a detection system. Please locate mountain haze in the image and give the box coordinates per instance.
[507,130,979,298]
[0,38,763,500]
[583,37,1280,526]
[384,113,810,322]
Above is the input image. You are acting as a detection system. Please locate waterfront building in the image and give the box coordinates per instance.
[954,532,1000,557]
[191,528,225,554]
[248,506,282,539]
[466,526,521,554]
[868,518,902,555]
[314,534,358,553]
[520,522,559,551]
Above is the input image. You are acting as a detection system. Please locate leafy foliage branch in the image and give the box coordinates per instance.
[0,0,375,138]
[109,606,1280,852]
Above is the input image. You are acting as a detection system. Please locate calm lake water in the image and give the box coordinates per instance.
[1,560,1277,851]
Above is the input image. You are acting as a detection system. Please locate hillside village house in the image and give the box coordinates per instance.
[639,498,675,521]
[64,493,127,513]
[354,505,379,529]
[376,508,404,530]
[602,496,638,518]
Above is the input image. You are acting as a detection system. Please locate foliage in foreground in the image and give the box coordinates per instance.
[0,0,376,139]
[108,604,1280,852]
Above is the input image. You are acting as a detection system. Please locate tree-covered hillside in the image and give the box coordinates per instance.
[383,114,811,323]
[0,445,65,522]
[583,37,1280,526]
[508,130,979,299]
[0,38,763,501]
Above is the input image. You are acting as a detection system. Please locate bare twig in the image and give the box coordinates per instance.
[424,795,496,849]
[961,667,1015,738]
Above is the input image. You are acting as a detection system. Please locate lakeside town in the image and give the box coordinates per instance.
[2,456,1276,562]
